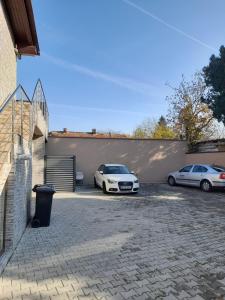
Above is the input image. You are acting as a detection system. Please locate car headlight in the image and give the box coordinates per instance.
[134,179,139,183]
[108,179,117,184]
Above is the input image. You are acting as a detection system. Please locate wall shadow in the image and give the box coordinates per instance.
[47,138,187,185]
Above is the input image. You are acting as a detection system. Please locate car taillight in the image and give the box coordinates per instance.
[219,173,225,179]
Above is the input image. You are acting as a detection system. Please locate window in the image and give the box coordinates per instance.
[103,165,130,174]
[192,165,208,173]
[98,165,104,172]
[179,165,193,173]
[211,165,225,172]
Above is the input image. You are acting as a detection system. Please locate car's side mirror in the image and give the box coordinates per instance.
[99,171,103,175]
[130,171,135,174]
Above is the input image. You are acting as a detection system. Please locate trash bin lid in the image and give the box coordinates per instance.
[32,184,56,193]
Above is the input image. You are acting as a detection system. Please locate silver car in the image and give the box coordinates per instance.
[168,164,225,192]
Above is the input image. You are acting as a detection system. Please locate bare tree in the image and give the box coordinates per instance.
[133,118,157,138]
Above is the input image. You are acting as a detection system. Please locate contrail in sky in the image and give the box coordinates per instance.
[49,103,149,116]
[42,52,164,97]
[121,0,216,51]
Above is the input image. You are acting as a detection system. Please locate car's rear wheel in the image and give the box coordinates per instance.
[94,177,98,188]
[200,180,212,192]
[102,182,108,194]
[168,176,176,186]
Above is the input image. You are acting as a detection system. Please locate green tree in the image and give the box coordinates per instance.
[167,72,214,145]
[202,45,225,124]
[133,116,176,139]
[158,115,167,127]
[152,120,176,139]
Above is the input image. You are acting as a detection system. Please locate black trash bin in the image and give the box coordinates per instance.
[32,184,55,228]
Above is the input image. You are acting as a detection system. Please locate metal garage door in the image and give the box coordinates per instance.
[45,156,76,192]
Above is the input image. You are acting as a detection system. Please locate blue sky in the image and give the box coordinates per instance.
[18,0,225,133]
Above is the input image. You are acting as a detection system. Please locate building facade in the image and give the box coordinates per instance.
[0,0,47,274]
[0,1,16,106]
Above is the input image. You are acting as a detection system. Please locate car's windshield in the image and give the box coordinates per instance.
[104,166,130,174]
[211,165,225,172]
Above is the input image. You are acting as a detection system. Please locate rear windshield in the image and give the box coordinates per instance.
[211,165,225,172]
[104,166,130,174]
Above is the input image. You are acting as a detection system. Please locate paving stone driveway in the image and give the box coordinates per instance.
[1,185,225,300]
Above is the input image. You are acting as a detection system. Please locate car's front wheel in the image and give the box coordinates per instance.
[200,180,212,192]
[102,182,108,194]
[168,176,176,186]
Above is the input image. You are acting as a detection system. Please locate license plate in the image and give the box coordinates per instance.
[120,186,132,190]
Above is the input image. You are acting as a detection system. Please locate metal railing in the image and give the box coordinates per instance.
[0,85,31,166]
[0,80,48,185]
[32,79,48,127]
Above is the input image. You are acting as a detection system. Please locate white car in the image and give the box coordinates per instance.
[168,164,225,192]
[94,164,139,194]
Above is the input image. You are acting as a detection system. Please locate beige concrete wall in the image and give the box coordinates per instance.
[47,137,187,185]
[34,106,49,140]
[0,1,16,105]
[186,152,225,166]
[32,105,49,187]
[32,136,46,187]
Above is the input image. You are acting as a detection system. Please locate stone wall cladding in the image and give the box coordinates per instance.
[6,141,31,248]
[13,158,32,245]
[0,1,16,105]
[0,140,32,274]
[0,183,6,252]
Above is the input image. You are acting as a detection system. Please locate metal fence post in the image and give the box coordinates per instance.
[11,97,15,162]
[20,89,24,146]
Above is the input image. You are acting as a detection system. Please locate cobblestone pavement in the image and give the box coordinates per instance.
[1,185,225,300]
